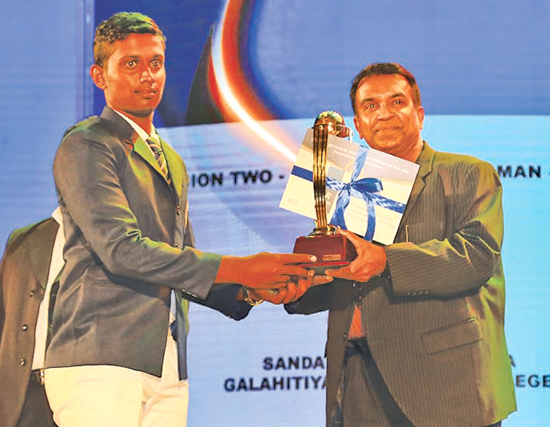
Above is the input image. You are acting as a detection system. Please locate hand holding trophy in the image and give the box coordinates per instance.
[293,111,357,273]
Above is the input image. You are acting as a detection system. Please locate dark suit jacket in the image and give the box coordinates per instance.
[47,107,251,379]
[287,143,516,427]
[0,218,58,427]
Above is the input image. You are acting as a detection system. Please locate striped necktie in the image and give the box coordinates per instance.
[146,134,171,183]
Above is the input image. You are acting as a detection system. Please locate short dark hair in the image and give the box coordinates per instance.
[93,12,166,67]
[349,63,421,114]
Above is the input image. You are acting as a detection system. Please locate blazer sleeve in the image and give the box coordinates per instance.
[185,285,252,320]
[385,159,504,298]
[285,278,358,315]
[178,196,251,318]
[53,125,220,300]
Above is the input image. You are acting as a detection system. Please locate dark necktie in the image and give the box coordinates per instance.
[146,134,171,184]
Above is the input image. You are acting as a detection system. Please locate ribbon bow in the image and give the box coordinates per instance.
[291,145,405,240]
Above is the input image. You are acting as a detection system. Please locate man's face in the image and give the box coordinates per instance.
[353,74,424,160]
[92,33,166,118]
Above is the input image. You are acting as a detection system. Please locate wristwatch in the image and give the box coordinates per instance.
[241,287,264,306]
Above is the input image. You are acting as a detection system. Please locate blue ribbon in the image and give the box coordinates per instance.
[290,145,405,240]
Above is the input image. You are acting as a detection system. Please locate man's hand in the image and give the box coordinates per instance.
[243,271,333,304]
[327,229,387,282]
[216,253,318,289]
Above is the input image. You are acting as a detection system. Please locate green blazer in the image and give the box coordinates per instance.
[287,142,516,427]
[47,107,250,380]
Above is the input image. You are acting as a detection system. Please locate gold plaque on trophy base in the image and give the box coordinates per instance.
[293,232,357,274]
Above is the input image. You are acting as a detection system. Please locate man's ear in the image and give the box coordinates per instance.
[417,106,425,130]
[353,115,362,140]
[90,64,106,90]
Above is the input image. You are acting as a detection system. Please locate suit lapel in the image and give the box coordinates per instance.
[100,107,175,188]
[162,137,183,193]
[28,219,59,289]
[400,142,435,225]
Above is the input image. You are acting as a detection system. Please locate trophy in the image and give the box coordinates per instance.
[293,111,357,272]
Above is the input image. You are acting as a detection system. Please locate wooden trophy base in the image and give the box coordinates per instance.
[293,233,357,274]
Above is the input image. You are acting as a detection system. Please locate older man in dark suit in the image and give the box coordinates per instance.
[44,12,318,427]
[0,211,63,427]
[286,63,516,427]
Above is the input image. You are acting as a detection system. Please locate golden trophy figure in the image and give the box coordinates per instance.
[293,111,357,272]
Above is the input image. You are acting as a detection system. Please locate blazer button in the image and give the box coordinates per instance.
[22,324,28,331]
[29,290,35,297]
[174,243,179,248]
[176,205,182,216]
[19,358,26,366]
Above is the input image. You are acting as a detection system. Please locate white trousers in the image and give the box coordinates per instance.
[45,332,188,427]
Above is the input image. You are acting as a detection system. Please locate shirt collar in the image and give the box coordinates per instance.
[52,207,63,225]
[112,109,156,141]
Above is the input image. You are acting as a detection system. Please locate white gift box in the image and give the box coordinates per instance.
[279,128,419,245]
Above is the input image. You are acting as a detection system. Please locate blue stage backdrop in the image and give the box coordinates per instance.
[1,1,549,426]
